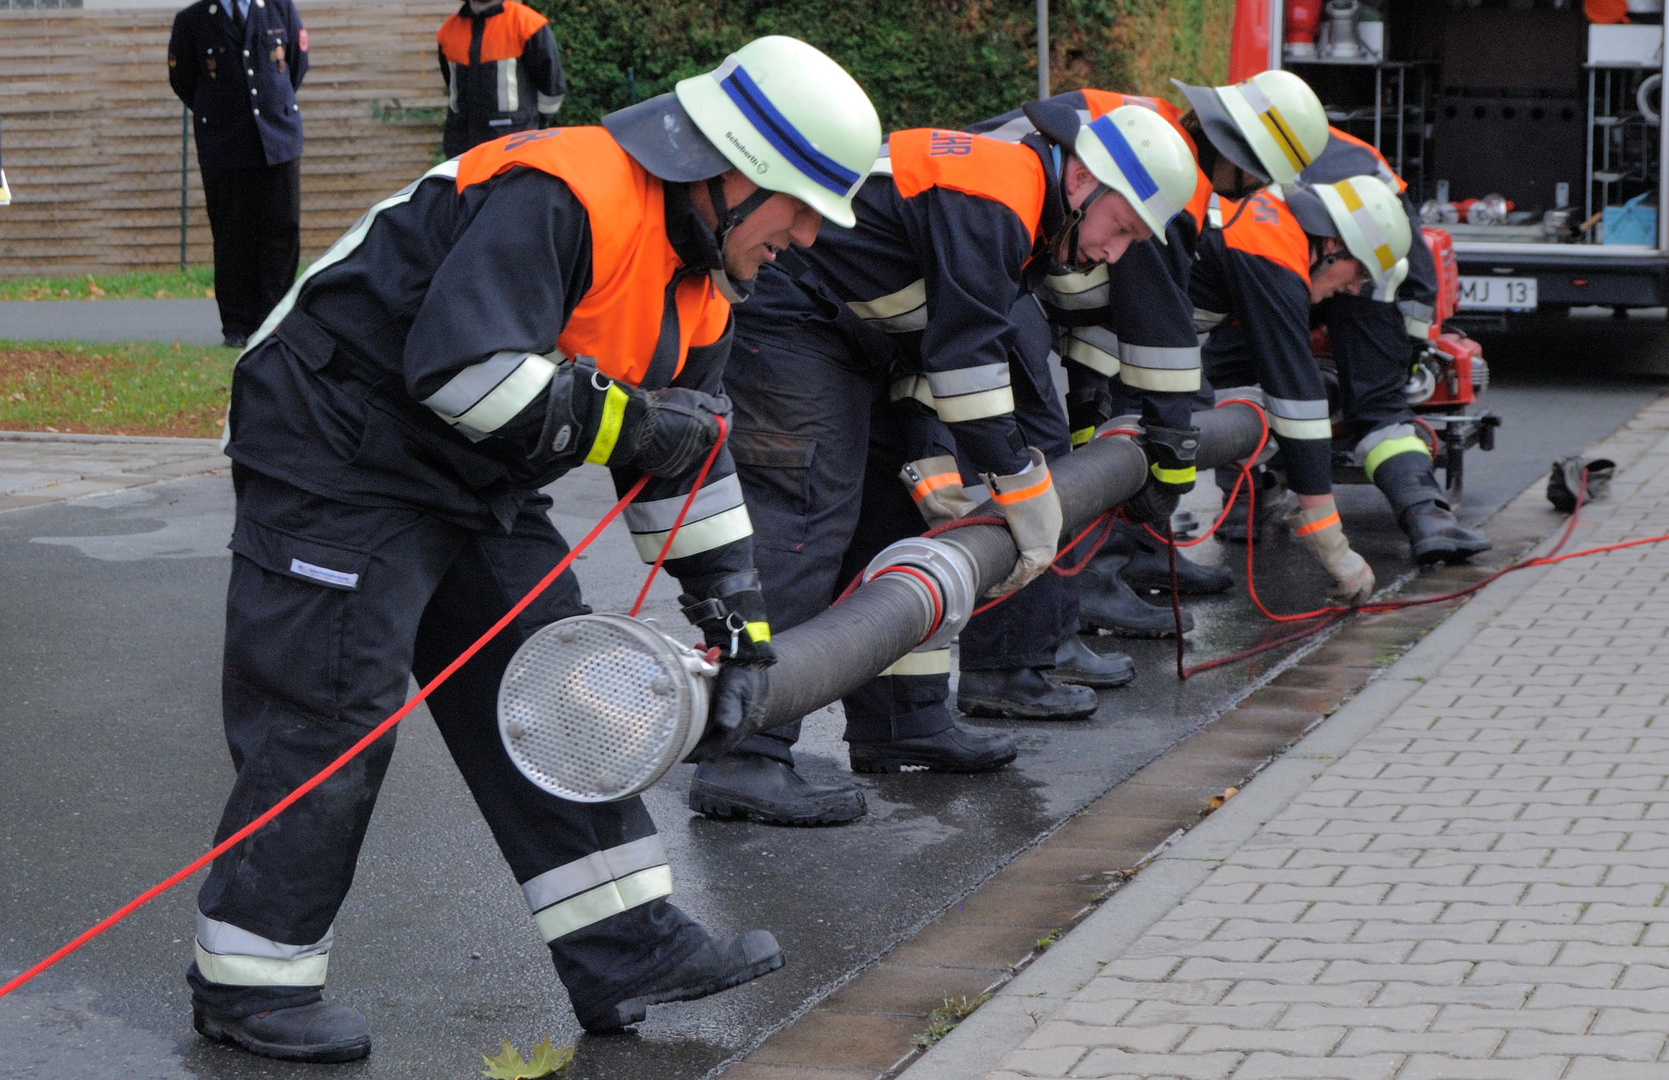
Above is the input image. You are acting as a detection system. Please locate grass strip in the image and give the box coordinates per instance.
[0,268,217,302]
[0,339,235,438]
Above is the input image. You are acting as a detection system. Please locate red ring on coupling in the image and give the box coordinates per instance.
[872,565,945,647]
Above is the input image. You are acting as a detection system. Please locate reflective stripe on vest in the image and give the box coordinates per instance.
[454,128,731,389]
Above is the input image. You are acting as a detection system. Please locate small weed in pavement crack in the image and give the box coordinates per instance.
[915,994,992,1049]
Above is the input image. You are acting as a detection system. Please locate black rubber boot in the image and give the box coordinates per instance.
[1105,523,1234,596]
[580,930,784,1034]
[1077,558,1194,637]
[848,724,1018,773]
[193,1000,371,1063]
[689,753,866,826]
[1052,634,1136,689]
[1401,501,1492,566]
[956,666,1099,720]
[1371,450,1491,565]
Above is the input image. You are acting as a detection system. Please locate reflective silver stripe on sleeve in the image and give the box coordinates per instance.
[536,91,564,115]
[889,374,935,409]
[448,61,459,112]
[1192,307,1227,334]
[1039,265,1110,311]
[979,114,1039,143]
[522,837,672,942]
[624,473,754,562]
[927,363,1014,423]
[879,647,952,676]
[1064,326,1120,376]
[1267,395,1333,440]
[195,912,331,987]
[847,280,926,333]
[869,153,894,177]
[1118,342,1201,393]
[497,58,519,112]
[421,351,556,440]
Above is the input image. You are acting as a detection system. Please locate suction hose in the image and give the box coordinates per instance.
[756,401,1268,727]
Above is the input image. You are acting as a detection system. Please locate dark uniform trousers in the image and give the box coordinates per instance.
[192,459,703,1020]
[1317,291,1414,447]
[201,159,301,340]
[722,322,956,764]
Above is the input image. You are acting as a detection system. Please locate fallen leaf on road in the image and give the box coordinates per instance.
[481,1036,572,1078]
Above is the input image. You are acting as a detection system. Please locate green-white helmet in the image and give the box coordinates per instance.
[1173,70,1329,186]
[674,36,882,228]
[1022,100,1199,245]
[1287,174,1412,301]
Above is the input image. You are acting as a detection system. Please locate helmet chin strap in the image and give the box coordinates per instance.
[706,176,777,303]
[1051,180,1111,272]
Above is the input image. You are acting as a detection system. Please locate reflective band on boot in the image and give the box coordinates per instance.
[1362,433,1431,480]
[522,837,674,942]
[195,913,331,987]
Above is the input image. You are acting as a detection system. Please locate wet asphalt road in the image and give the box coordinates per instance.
[0,349,1663,1079]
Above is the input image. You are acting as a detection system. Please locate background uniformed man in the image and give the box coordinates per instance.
[437,0,566,158]
[168,0,307,348]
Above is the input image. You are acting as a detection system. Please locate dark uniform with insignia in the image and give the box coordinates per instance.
[168,0,307,346]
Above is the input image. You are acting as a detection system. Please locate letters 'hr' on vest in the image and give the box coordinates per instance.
[884,129,1048,241]
[452,128,730,389]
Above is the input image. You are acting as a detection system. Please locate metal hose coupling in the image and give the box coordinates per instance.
[861,535,980,652]
[498,613,719,802]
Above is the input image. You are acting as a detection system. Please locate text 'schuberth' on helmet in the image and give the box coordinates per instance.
[674,36,882,229]
[1287,174,1412,302]
[1070,105,1200,244]
[1173,70,1328,186]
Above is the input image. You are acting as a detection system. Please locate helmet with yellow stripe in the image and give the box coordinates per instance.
[1286,174,1412,302]
[1172,70,1328,186]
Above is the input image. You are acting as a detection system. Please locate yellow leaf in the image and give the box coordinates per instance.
[481,1036,573,1079]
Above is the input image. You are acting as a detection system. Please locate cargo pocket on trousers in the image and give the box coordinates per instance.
[728,428,815,552]
[226,516,372,719]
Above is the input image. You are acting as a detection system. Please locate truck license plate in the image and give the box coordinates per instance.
[1458,276,1537,311]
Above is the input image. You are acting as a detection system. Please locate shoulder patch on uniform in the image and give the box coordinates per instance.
[298,27,307,52]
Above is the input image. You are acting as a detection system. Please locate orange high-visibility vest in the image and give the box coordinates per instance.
[1220,188,1312,284]
[1323,126,1408,193]
[453,128,730,388]
[436,0,549,65]
[885,129,1047,239]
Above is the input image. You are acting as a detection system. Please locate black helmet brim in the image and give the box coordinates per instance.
[1172,79,1271,184]
[601,93,733,183]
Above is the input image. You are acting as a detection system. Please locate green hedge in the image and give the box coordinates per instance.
[532,0,1232,132]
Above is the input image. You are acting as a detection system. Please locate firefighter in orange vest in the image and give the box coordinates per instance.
[186,37,880,1060]
[967,75,1331,640]
[1192,175,1413,603]
[689,108,1199,826]
[1297,128,1490,564]
[437,0,565,157]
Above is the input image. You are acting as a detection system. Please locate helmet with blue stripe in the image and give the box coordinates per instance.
[673,36,882,229]
[1071,105,1199,244]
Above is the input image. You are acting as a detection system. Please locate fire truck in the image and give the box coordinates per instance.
[1232,0,1667,326]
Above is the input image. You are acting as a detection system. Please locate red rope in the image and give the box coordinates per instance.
[0,470,653,1001]
[628,416,729,617]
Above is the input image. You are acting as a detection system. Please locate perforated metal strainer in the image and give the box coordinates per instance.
[498,613,719,802]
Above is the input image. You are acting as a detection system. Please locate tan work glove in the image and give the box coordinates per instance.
[900,455,978,527]
[1288,499,1374,605]
[985,447,1062,597]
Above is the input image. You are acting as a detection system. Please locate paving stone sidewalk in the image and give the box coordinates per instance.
[0,433,228,513]
[903,404,1669,1079]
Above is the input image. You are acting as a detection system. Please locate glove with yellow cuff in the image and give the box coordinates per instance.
[532,356,729,479]
[679,569,777,665]
[1122,424,1199,526]
[900,455,978,527]
[1065,385,1116,448]
[985,447,1062,597]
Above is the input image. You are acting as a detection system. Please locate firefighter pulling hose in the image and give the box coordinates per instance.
[496,399,1270,804]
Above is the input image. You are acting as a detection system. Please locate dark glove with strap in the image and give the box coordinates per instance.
[1066,385,1116,449]
[1123,424,1200,526]
[685,662,772,762]
[532,356,729,479]
[679,569,777,665]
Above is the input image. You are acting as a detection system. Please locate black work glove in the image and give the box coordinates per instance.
[1123,424,1200,526]
[680,569,777,665]
[1066,384,1115,448]
[631,387,730,479]
[686,662,772,762]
